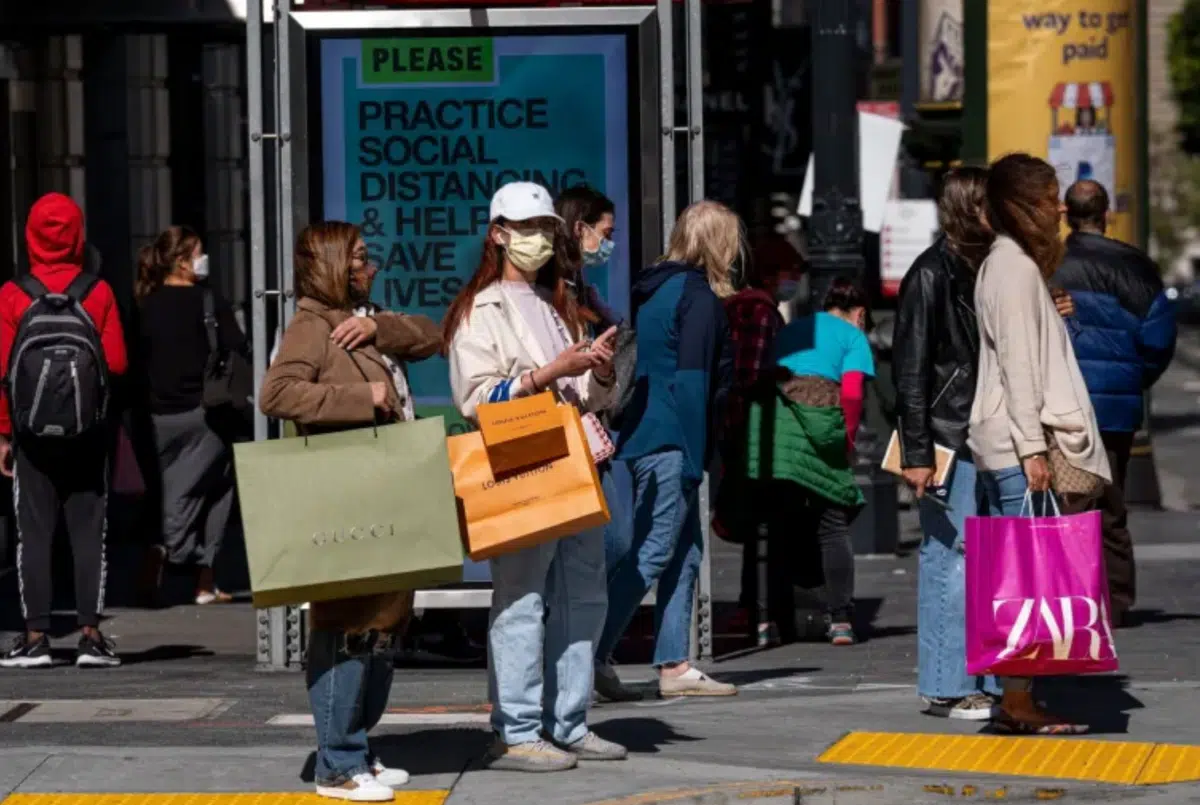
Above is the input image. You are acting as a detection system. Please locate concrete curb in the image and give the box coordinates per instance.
[577,779,1079,804]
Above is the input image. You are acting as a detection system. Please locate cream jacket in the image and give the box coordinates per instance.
[448,282,617,423]
[968,235,1111,481]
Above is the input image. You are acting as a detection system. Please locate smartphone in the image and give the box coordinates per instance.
[922,485,953,511]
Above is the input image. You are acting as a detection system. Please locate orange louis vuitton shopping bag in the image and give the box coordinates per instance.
[477,391,569,475]
[448,405,610,561]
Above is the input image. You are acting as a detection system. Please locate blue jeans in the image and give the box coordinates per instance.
[977,463,1056,695]
[306,629,394,785]
[917,453,1000,699]
[602,457,634,579]
[598,449,703,667]
[488,525,607,745]
[977,464,1055,517]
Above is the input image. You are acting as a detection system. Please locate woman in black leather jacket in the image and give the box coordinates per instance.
[894,168,1074,722]
[894,167,999,721]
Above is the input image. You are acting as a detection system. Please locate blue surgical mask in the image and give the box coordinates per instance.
[582,225,615,268]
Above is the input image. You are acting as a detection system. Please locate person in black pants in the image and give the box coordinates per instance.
[135,226,247,605]
[0,193,128,668]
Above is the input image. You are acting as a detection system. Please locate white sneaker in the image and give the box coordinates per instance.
[371,760,410,788]
[315,772,395,801]
[659,666,737,697]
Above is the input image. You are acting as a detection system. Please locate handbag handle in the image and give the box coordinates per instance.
[1019,488,1061,518]
[297,347,382,445]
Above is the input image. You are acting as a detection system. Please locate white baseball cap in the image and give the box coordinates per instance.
[489,182,562,223]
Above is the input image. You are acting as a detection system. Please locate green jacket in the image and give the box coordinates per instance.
[746,393,864,509]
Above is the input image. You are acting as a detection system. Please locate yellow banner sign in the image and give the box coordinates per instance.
[987,1,1138,244]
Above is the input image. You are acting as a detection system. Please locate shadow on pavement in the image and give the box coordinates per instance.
[593,717,701,754]
[1123,608,1200,628]
[298,727,488,782]
[1026,675,1143,735]
[116,644,216,665]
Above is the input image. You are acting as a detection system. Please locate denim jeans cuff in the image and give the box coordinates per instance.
[316,764,371,787]
[497,728,543,746]
[551,725,589,746]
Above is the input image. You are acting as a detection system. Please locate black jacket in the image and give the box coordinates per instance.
[893,237,980,468]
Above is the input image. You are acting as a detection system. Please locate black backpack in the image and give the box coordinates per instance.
[6,274,109,439]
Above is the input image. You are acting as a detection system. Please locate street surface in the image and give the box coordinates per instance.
[3,334,1200,803]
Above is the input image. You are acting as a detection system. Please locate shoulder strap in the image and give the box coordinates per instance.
[201,288,219,353]
[64,272,99,303]
[15,274,49,301]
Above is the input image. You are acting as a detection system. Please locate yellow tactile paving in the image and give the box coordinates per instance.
[2,794,449,805]
[818,731,1200,785]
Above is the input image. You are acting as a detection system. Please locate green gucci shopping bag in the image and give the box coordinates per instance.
[234,417,464,608]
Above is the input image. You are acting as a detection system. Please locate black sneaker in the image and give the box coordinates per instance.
[0,633,53,668]
[75,632,121,668]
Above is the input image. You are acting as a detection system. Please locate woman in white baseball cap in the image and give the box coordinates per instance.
[444,181,624,773]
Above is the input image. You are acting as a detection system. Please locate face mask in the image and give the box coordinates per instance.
[503,229,554,275]
[582,226,615,268]
[776,279,800,302]
[192,254,210,281]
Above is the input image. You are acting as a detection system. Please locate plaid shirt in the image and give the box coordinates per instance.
[722,288,784,452]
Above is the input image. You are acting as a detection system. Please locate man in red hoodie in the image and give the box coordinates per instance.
[0,193,127,669]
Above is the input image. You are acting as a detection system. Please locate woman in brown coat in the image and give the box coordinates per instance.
[261,221,440,802]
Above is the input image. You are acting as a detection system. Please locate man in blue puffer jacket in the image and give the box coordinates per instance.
[1052,180,1177,627]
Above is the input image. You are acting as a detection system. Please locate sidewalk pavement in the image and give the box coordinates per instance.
[3,502,1200,804]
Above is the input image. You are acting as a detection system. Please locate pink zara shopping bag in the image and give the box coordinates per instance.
[965,493,1118,677]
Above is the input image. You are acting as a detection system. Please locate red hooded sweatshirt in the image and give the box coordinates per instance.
[0,193,127,436]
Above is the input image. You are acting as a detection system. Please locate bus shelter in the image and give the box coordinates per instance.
[246,1,710,671]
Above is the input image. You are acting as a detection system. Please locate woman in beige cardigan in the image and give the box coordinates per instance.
[969,153,1112,735]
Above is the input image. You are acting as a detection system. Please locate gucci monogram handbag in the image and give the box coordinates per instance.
[1044,429,1104,498]
[234,416,465,608]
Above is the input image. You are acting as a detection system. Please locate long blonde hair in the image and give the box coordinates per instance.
[661,200,743,299]
[294,221,359,310]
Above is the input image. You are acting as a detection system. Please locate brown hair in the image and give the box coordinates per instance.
[661,200,743,299]
[135,225,201,300]
[294,221,359,310]
[555,185,616,325]
[938,166,992,269]
[986,153,1064,279]
[442,219,581,350]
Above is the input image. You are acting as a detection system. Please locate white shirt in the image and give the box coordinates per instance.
[448,282,617,423]
[498,281,579,405]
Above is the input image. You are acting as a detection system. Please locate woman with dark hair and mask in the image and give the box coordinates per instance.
[970,152,1111,735]
[556,185,621,331]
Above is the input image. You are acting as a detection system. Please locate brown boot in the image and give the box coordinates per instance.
[995,691,1088,735]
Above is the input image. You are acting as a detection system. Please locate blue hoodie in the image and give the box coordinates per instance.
[616,261,733,483]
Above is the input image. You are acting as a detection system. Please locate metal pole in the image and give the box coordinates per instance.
[808,0,863,312]
[247,0,279,672]
[898,0,928,199]
[276,0,297,326]
[247,1,268,446]
[658,0,676,242]
[683,0,712,663]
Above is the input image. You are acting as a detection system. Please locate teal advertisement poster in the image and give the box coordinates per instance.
[319,34,631,414]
